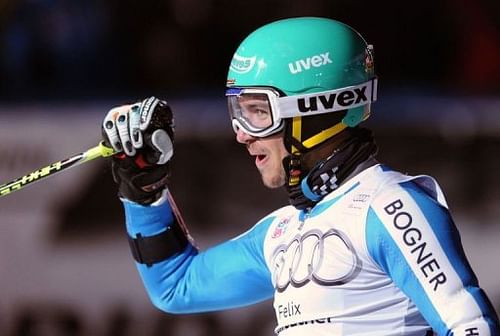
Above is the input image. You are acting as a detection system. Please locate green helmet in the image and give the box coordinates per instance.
[226,17,377,155]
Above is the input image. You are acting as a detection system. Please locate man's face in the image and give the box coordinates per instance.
[236,129,289,189]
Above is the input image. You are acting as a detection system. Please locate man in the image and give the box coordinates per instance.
[102,17,499,335]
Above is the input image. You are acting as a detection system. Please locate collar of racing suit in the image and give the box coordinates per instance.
[283,127,378,210]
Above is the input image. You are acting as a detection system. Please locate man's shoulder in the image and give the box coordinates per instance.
[253,204,297,229]
[337,163,413,202]
[365,165,448,209]
[271,204,297,216]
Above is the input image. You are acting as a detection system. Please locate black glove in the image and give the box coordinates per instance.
[102,97,174,205]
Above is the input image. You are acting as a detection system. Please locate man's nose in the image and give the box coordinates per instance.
[235,128,256,144]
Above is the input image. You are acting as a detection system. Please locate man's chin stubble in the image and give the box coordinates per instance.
[261,172,286,189]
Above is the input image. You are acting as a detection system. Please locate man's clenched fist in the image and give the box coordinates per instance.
[102,97,174,205]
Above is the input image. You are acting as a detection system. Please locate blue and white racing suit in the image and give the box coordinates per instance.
[123,163,499,335]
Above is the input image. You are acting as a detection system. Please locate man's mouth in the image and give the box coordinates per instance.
[255,154,268,167]
[248,146,269,168]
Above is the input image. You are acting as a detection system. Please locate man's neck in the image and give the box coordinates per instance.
[301,129,353,171]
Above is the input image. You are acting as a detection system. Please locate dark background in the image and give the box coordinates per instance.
[0,0,499,101]
[0,1,499,335]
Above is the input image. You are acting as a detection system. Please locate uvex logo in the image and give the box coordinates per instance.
[298,86,368,113]
[288,52,332,74]
[230,53,256,74]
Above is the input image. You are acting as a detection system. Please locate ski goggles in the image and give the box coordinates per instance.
[226,77,378,138]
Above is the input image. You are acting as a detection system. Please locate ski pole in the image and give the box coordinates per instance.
[0,142,116,197]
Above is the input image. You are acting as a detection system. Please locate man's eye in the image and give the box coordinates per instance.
[255,109,268,116]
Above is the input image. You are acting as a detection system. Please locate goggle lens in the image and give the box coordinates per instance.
[227,88,280,137]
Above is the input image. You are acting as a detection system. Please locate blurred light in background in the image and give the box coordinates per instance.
[0,0,498,100]
[0,1,499,335]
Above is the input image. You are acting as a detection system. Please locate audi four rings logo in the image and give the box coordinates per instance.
[271,228,362,292]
